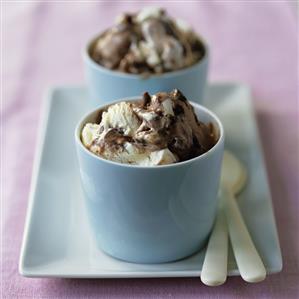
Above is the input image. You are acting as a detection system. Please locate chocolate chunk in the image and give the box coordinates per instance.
[142,92,151,107]
[191,39,205,54]
[192,135,200,148]
[122,14,133,25]
[162,20,178,38]
[172,89,187,102]
[142,126,151,132]
[173,104,184,115]
[168,136,183,150]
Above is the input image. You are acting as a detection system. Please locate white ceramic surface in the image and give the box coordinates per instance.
[19,84,282,278]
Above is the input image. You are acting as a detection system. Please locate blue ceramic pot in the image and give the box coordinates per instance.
[84,34,209,107]
[75,99,224,263]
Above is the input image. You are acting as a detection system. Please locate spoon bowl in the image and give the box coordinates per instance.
[221,151,247,195]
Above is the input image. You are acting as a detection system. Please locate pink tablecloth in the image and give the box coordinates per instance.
[2,1,299,298]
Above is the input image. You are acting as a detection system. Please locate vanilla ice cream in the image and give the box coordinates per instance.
[90,7,205,75]
[81,89,218,166]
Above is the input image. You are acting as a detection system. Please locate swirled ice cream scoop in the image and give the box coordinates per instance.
[90,7,205,75]
[81,90,217,166]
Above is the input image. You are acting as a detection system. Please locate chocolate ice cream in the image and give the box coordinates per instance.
[81,89,218,166]
[90,7,205,75]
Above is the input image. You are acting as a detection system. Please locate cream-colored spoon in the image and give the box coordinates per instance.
[200,200,228,286]
[200,151,235,286]
[201,151,266,286]
[222,151,266,283]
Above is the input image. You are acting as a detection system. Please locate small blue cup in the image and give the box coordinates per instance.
[84,34,209,107]
[75,99,224,263]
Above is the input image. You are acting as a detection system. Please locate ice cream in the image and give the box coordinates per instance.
[81,89,218,166]
[90,7,205,75]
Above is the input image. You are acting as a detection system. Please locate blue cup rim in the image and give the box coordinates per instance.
[75,97,224,169]
[83,31,209,80]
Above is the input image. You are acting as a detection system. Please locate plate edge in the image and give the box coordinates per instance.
[243,88,283,271]
[18,88,59,275]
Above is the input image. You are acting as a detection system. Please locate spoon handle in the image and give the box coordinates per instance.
[201,208,228,286]
[223,188,266,283]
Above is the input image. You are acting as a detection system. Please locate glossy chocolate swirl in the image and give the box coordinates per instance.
[81,89,218,165]
[90,7,205,75]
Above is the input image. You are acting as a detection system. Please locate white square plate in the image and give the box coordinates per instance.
[19,84,282,278]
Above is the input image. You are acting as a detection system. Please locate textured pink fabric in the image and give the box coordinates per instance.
[2,1,299,298]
